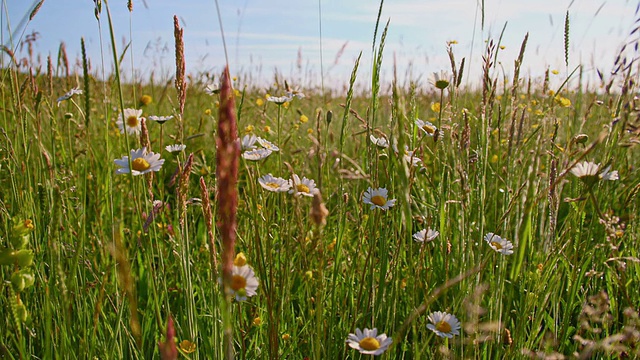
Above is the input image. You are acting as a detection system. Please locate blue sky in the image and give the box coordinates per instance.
[3,1,638,90]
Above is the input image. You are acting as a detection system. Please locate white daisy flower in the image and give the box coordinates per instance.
[484,233,514,255]
[570,161,618,184]
[114,147,165,176]
[370,134,389,148]
[288,174,318,197]
[431,71,451,90]
[363,187,396,210]
[165,144,186,153]
[242,148,273,161]
[403,150,422,167]
[256,137,280,152]
[346,328,393,356]
[413,228,439,243]
[258,174,291,193]
[427,311,461,338]
[241,134,258,150]
[415,119,438,137]
[266,94,292,105]
[229,264,259,302]
[56,87,83,106]
[148,115,174,125]
[116,108,144,135]
[287,90,305,99]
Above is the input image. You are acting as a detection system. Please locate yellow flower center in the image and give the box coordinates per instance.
[423,124,436,134]
[131,158,150,172]
[126,115,139,127]
[436,320,452,333]
[359,337,380,351]
[371,195,386,206]
[266,182,280,190]
[297,184,310,193]
[230,274,246,291]
[490,241,503,250]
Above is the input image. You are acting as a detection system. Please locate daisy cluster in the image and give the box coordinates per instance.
[241,135,280,161]
[257,174,318,197]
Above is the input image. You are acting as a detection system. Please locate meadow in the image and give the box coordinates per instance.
[1,1,639,359]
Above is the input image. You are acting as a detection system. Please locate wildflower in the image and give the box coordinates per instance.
[204,108,212,116]
[370,134,389,148]
[427,311,461,338]
[415,119,438,137]
[114,147,165,176]
[148,115,174,125]
[165,144,186,153]
[179,340,196,354]
[256,137,280,152]
[484,233,514,255]
[258,174,291,193]
[431,102,441,113]
[242,148,272,161]
[256,98,264,106]
[570,161,618,186]
[299,114,309,123]
[413,228,439,243]
[56,87,83,106]
[244,125,255,134]
[241,134,258,150]
[363,187,396,210]
[116,108,144,135]
[263,125,271,133]
[139,94,153,106]
[233,252,247,266]
[288,174,318,197]
[253,317,262,326]
[346,328,393,356]
[551,69,559,75]
[403,150,422,167]
[431,71,451,90]
[266,94,292,105]
[229,264,259,301]
[555,96,571,107]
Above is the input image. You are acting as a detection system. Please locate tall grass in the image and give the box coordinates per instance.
[0,1,639,359]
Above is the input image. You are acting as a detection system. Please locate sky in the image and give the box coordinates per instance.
[3,0,639,91]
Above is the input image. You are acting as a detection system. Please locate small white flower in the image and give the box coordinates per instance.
[415,119,438,137]
[114,147,165,176]
[266,94,292,104]
[241,134,258,150]
[427,311,461,338]
[288,174,317,197]
[148,115,174,125]
[258,174,291,193]
[413,228,439,243]
[56,87,83,106]
[403,150,422,167]
[242,148,273,161]
[116,108,144,135]
[570,161,618,182]
[256,137,280,152]
[287,90,305,99]
[431,71,451,90]
[484,233,514,255]
[165,144,186,153]
[363,187,396,210]
[346,328,393,356]
[370,134,389,148]
[229,264,259,302]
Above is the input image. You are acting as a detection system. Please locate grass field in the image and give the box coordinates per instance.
[1,1,639,359]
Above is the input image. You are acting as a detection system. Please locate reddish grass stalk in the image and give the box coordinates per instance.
[158,315,177,360]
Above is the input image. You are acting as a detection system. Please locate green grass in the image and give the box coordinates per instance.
[1,2,639,359]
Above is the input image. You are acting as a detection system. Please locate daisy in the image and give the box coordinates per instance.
[415,119,438,137]
[363,187,396,210]
[241,134,258,150]
[431,71,451,90]
[288,174,318,197]
[148,115,174,125]
[346,328,393,356]
[256,137,280,152]
[56,87,83,106]
[204,84,219,95]
[413,228,439,243]
[403,150,423,167]
[229,264,259,302]
[165,144,186,153]
[242,148,273,161]
[570,161,618,185]
[370,134,390,148]
[258,174,291,193]
[266,94,292,105]
[427,311,461,338]
[484,233,514,255]
[114,147,165,176]
[116,108,144,135]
